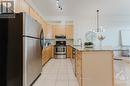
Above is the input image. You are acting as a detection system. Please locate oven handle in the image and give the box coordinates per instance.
[55,46,66,52]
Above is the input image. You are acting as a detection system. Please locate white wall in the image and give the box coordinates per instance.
[74,16,130,47]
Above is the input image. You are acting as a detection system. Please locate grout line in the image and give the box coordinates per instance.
[33,59,79,86]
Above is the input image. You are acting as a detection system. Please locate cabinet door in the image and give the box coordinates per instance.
[45,24,53,39]
[48,46,52,58]
[67,46,72,58]
[75,50,82,86]
[52,26,56,39]
[65,25,73,39]
[46,46,52,60]
[42,46,54,65]
[53,25,66,36]
[42,48,46,65]
[51,46,54,58]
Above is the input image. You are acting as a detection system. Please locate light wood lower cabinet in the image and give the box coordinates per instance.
[42,45,54,65]
[75,50,82,86]
[74,50,114,86]
[67,45,73,58]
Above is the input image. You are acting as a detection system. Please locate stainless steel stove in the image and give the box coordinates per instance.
[55,36,67,59]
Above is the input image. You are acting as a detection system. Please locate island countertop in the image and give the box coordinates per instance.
[70,45,129,52]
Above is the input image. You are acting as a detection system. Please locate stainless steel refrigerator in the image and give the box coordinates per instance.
[0,13,43,86]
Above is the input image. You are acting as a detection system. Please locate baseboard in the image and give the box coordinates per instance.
[30,73,41,86]
[42,57,52,67]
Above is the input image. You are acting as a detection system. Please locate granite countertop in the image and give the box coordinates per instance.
[71,45,129,52]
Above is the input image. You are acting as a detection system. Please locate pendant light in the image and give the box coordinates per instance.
[96,10,100,32]
[92,10,105,33]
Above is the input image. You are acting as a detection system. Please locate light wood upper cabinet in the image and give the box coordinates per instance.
[45,24,53,39]
[44,24,55,39]
[15,0,47,29]
[52,26,56,39]
[65,25,73,39]
[44,25,73,39]
[47,25,73,39]
[53,25,66,37]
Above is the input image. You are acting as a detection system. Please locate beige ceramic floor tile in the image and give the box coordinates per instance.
[115,57,130,86]
[33,57,130,86]
[33,59,79,86]
[55,81,68,86]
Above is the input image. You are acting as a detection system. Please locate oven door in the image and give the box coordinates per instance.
[55,46,66,59]
[55,46,66,54]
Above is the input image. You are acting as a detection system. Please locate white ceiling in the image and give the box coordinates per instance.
[28,0,130,20]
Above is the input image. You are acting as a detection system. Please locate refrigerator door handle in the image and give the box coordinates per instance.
[40,29,43,48]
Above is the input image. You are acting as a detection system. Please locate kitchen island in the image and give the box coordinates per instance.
[70,46,129,86]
